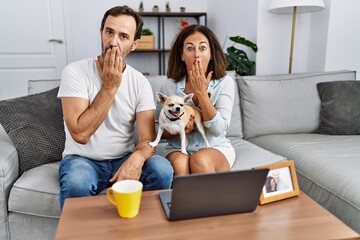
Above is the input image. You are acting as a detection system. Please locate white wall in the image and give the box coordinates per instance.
[325,0,360,77]
[306,0,331,72]
[256,0,327,75]
[65,0,207,75]
[207,0,258,63]
[63,0,359,78]
[256,0,359,78]
[2,0,359,99]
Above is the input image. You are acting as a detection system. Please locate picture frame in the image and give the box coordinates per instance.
[256,160,300,205]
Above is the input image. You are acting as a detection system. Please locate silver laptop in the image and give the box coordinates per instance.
[159,168,269,221]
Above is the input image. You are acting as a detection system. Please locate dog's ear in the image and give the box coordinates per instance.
[156,92,167,104]
[183,93,194,103]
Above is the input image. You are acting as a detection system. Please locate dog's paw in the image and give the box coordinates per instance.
[181,150,189,155]
[148,141,157,148]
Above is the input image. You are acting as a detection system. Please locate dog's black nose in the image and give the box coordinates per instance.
[175,107,180,111]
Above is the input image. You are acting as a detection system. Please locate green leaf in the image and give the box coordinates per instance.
[226,46,254,76]
[224,36,257,76]
[229,36,258,53]
[141,28,153,36]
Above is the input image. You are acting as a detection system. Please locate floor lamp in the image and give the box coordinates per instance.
[269,0,325,73]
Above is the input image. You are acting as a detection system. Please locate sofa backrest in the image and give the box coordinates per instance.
[237,70,356,139]
[224,72,243,138]
[28,70,356,140]
[28,74,243,140]
[145,75,168,106]
[28,79,61,94]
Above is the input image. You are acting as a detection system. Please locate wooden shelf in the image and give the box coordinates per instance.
[133,12,207,75]
[138,12,207,18]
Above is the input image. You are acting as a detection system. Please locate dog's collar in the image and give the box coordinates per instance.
[164,112,184,121]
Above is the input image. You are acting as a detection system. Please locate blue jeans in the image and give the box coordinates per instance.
[59,153,173,210]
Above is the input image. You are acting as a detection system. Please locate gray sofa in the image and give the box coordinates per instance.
[0,70,358,240]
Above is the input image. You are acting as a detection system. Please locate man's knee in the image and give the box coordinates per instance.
[59,158,98,197]
[148,155,173,173]
[143,155,173,189]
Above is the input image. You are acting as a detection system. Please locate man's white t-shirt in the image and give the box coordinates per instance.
[57,57,155,160]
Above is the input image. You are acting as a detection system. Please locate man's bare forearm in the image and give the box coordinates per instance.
[68,87,117,144]
[133,140,156,161]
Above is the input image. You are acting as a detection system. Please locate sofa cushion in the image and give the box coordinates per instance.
[0,87,65,174]
[237,70,356,139]
[8,162,61,218]
[229,137,286,170]
[316,81,360,135]
[249,133,360,233]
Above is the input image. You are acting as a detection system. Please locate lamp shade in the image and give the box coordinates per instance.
[269,0,325,14]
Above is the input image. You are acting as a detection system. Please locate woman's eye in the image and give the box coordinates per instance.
[187,47,194,52]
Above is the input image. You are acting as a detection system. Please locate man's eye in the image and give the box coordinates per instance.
[120,35,129,40]
[106,30,113,35]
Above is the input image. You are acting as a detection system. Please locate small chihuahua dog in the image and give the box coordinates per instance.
[148,92,210,155]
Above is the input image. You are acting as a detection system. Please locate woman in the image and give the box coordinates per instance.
[157,25,235,175]
[265,176,277,193]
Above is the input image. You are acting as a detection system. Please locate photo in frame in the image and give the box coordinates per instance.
[256,160,300,205]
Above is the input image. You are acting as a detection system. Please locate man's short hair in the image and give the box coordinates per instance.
[100,6,143,40]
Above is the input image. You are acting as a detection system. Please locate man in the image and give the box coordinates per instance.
[57,6,173,209]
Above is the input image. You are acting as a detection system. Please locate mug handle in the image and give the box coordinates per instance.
[106,188,117,206]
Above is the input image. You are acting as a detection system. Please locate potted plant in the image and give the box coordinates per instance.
[166,2,171,12]
[225,36,258,76]
[152,5,159,12]
[138,28,154,50]
[139,1,144,12]
[141,28,153,36]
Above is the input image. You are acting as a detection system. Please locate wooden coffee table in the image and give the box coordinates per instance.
[55,190,358,240]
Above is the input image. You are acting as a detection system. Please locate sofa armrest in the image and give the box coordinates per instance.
[0,124,19,240]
